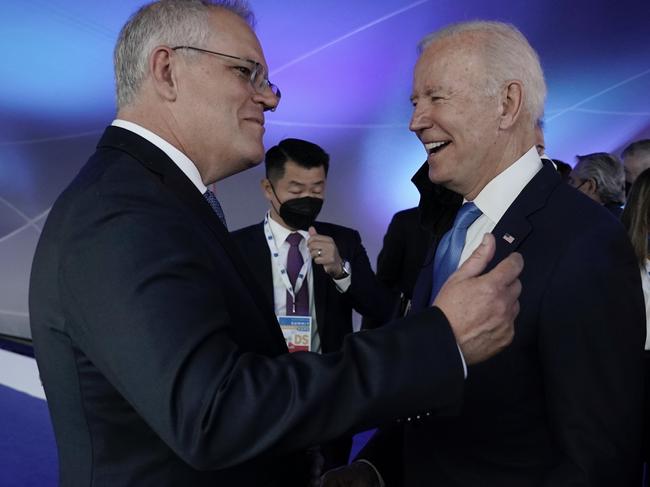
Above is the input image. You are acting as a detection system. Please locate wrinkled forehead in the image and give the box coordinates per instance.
[413,37,484,92]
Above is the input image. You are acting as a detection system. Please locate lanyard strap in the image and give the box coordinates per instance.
[263,214,311,302]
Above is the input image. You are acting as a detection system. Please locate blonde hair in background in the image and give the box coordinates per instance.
[621,167,650,265]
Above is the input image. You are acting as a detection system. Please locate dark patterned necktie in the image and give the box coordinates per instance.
[430,202,482,302]
[285,232,309,315]
[203,189,227,228]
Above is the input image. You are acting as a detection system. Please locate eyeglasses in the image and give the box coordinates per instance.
[171,46,281,101]
[569,176,598,192]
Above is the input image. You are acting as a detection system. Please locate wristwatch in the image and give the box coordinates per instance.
[336,259,351,279]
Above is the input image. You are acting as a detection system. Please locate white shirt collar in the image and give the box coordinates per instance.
[111,119,207,194]
[266,210,309,245]
[472,146,543,223]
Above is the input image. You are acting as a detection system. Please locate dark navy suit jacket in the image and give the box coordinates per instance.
[29,127,467,486]
[361,162,646,486]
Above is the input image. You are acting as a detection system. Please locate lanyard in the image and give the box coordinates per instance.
[263,214,311,312]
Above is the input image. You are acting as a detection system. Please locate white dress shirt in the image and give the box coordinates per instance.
[458,146,543,266]
[265,212,352,353]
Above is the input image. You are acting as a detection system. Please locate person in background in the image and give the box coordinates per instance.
[568,151,626,217]
[622,139,650,195]
[360,205,433,329]
[552,158,571,181]
[621,167,650,485]
[231,138,395,477]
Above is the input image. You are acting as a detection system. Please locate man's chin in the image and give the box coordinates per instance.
[428,165,460,192]
[244,151,264,169]
[238,143,265,169]
[246,156,264,168]
[427,164,446,184]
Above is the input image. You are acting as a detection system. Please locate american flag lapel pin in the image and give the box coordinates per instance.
[502,233,515,244]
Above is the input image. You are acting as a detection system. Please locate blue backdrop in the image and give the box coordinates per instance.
[1,0,649,338]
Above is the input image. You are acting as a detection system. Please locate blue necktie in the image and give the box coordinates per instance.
[430,202,482,303]
[203,189,227,228]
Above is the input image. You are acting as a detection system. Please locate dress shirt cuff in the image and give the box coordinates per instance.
[333,273,352,293]
[354,459,385,487]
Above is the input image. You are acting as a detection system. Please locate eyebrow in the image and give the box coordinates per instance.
[287,180,325,187]
[410,87,445,102]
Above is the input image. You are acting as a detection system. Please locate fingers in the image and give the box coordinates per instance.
[307,234,332,249]
[450,233,496,281]
[308,226,317,237]
[460,271,520,362]
[448,233,523,289]
[307,234,337,261]
[308,241,327,261]
[489,251,524,288]
[433,239,524,365]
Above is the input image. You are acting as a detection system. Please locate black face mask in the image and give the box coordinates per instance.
[270,183,324,230]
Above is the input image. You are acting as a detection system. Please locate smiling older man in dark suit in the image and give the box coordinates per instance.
[325,20,646,487]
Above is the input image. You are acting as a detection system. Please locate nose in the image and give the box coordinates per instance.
[254,86,280,112]
[409,104,432,133]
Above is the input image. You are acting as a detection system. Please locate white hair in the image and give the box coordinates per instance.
[114,0,254,109]
[573,152,626,205]
[418,20,546,124]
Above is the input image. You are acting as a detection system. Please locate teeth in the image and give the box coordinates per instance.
[424,140,449,154]
[425,141,449,152]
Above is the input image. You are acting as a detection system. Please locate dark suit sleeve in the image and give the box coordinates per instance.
[58,185,465,471]
[539,221,645,485]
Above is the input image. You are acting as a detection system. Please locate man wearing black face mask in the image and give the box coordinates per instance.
[231,138,397,479]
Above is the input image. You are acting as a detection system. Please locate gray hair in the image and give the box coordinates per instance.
[417,21,546,124]
[573,152,626,205]
[622,139,650,161]
[114,0,255,109]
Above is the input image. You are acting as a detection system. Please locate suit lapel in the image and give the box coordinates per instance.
[488,163,561,271]
[98,126,286,347]
[409,162,562,307]
[490,212,532,268]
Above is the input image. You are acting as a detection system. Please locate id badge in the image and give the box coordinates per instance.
[277,315,312,352]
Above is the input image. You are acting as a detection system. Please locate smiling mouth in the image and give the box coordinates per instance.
[425,140,451,155]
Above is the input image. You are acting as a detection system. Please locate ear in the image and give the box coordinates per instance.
[584,178,599,197]
[261,178,274,202]
[149,46,178,102]
[498,80,524,130]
